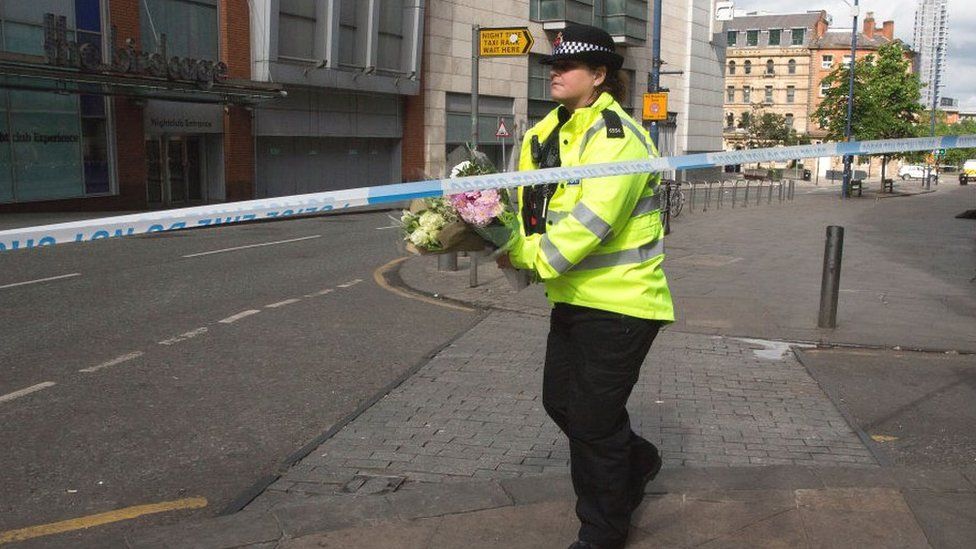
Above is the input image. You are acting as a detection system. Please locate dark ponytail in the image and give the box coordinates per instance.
[593,68,629,105]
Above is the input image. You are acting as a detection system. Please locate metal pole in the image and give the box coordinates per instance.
[704,182,712,212]
[438,252,458,271]
[731,180,738,208]
[649,0,663,148]
[718,181,724,209]
[744,180,750,207]
[842,0,860,200]
[469,250,479,287]
[471,25,480,151]
[662,181,671,235]
[767,181,773,204]
[756,181,762,206]
[818,226,845,329]
[926,44,941,191]
[689,183,696,213]
[500,134,506,171]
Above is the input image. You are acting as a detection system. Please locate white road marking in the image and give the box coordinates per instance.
[80,351,145,373]
[158,327,209,346]
[218,310,261,324]
[265,298,301,309]
[375,225,400,230]
[0,382,56,404]
[304,289,334,297]
[181,235,322,258]
[0,273,81,290]
[337,279,362,288]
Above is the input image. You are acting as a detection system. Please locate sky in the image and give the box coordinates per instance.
[732,0,976,110]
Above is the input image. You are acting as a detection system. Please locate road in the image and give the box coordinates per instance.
[0,211,479,547]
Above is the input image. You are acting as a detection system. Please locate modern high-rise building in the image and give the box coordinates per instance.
[913,0,948,108]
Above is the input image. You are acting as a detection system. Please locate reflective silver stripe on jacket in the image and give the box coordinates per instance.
[572,238,664,272]
[570,202,613,241]
[541,234,573,274]
[546,193,659,227]
[632,194,661,216]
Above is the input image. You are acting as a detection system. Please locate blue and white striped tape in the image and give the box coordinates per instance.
[1,134,973,252]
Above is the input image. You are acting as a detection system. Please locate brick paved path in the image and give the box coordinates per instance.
[250,311,875,509]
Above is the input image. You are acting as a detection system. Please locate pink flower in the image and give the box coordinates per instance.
[449,190,504,227]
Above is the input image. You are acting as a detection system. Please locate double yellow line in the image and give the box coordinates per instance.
[0,497,207,545]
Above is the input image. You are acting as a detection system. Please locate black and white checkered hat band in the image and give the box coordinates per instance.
[551,41,614,56]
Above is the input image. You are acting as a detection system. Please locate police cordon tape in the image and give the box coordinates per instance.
[2,134,974,252]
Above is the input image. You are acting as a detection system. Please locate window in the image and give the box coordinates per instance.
[768,29,781,46]
[0,0,112,204]
[727,30,737,46]
[600,0,649,41]
[528,54,552,101]
[337,0,367,66]
[788,59,797,74]
[842,55,852,68]
[744,60,752,74]
[726,112,735,128]
[743,86,751,102]
[791,28,805,45]
[787,85,796,103]
[820,82,830,96]
[377,0,406,71]
[821,55,834,69]
[747,30,758,46]
[278,0,316,59]
[785,113,794,128]
[766,59,775,74]
[726,86,736,102]
[141,0,218,59]
[765,86,773,103]
[728,60,736,75]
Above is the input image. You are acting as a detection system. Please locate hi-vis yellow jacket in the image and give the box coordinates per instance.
[508,92,674,321]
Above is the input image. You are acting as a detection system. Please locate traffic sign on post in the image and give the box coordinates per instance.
[479,27,533,57]
[495,118,511,138]
[642,92,668,121]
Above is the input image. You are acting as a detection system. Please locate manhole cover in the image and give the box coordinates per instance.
[341,474,405,495]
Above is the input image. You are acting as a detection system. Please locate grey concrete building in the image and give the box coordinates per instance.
[912,0,948,109]
[249,0,425,197]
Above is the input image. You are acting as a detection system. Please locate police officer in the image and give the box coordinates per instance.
[497,24,675,549]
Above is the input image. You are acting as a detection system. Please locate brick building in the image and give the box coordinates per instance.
[721,11,830,151]
[807,13,899,141]
[0,0,280,212]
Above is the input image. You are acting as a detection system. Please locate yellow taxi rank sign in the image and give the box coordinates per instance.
[643,92,668,121]
[479,27,534,57]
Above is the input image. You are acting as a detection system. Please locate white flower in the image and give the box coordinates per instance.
[450,161,474,178]
[410,228,432,247]
[418,211,443,230]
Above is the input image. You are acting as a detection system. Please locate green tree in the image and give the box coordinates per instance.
[745,105,804,149]
[812,42,924,181]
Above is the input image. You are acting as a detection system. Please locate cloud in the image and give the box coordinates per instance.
[732,0,974,108]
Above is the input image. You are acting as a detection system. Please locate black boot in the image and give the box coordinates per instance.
[629,439,662,512]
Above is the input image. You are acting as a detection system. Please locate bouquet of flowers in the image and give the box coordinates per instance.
[446,160,519,250]
[398,155,528,292]
[398,197,484,255]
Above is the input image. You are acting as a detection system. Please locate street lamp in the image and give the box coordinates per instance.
[839,0,860,200]
[926,44,942,190]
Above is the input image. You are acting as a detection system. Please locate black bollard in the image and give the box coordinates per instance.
[818,226,844,328]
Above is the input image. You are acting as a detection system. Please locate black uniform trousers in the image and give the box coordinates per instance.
[544,302,663,548]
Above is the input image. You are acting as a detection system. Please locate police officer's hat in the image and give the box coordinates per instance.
[540,24,624,71]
